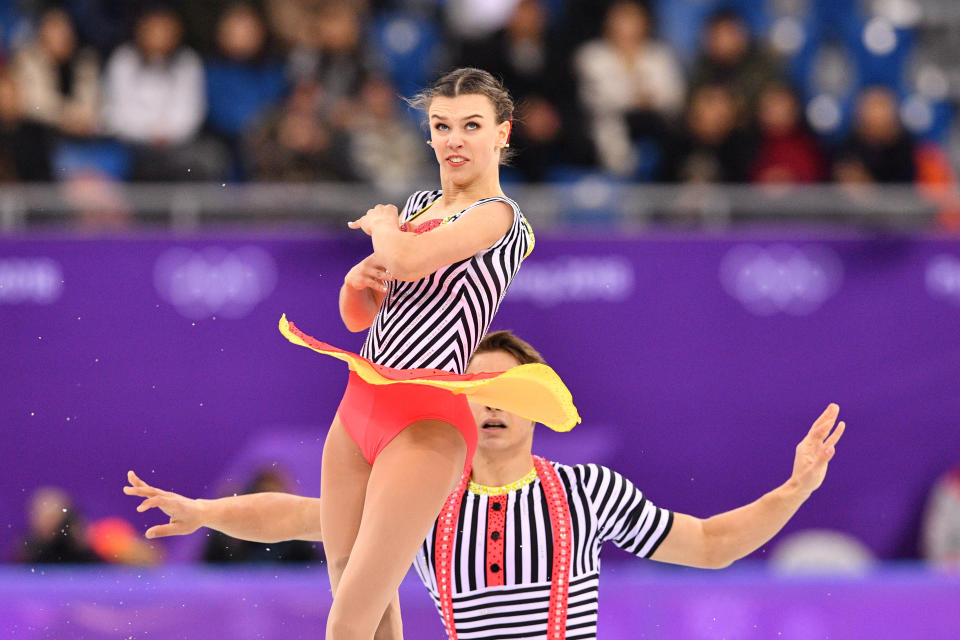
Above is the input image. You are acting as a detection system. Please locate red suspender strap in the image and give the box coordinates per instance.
[435,458,572,640]
[435,471,470,640]
[533,455,573,640]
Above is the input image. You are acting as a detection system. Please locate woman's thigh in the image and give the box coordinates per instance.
[320,415,371,592]
[326,419,466,638]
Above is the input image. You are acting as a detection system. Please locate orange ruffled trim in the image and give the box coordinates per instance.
[279,315,580,432]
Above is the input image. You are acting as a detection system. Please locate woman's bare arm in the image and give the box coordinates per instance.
[348,201,514,281]
[340,254,391,332]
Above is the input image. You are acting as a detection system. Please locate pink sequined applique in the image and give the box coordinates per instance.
[400,218,444,234]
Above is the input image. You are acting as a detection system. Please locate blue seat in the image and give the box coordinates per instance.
[653,0,771,67]
[52,140,132,180]
[498,167,527,186]
[928,100,955,144]
[632,139,662,183]
[850,26,913,94]
[905,97,955,143]
[0,0,26,57]
[652,0,715,67]
[794,37,860,104]
[204,61,288,138]
[369,12,442,100]
[545,167,624,225]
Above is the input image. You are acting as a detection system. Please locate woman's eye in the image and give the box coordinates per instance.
[465,122,479,130]
[435,123,449,131]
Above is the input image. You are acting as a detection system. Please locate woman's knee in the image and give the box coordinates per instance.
[327,554,351,582]
[373,599,403,640]
[326,608,369,640]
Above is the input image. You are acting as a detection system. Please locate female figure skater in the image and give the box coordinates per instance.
[278,68,577,639]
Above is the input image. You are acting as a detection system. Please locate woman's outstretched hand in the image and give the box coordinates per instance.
[348,204,400,236]
[791,403,846,497]
[123,470,204,539]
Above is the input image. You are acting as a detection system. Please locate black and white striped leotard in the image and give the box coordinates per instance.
[413,462,674,639]
[360,189,534,373]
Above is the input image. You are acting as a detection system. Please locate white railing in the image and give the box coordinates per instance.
[0,182,944,231]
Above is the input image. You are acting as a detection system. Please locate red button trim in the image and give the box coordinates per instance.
[485,495,507,587]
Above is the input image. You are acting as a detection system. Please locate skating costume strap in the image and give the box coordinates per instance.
[434,456,572,640]
[398,189,443,232]
[280,315,581,431]
[435,471,470,639]
[533,456,573,640]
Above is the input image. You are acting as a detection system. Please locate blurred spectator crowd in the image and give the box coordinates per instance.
[13,462,960,569]
[0,0,957,195]
[16,467,322,566]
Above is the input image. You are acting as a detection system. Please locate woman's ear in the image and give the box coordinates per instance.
[500,119,513,148]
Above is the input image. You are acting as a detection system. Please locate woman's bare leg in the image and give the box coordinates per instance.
[320,417,405,640]
[376,594,403,640]
[325,419,467,639]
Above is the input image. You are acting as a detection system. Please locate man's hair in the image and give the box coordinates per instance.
[472,330,546,366]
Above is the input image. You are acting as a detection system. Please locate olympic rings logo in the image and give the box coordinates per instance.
[153,246,277,320]
[0,258,63,304]
[720,244,843,316]
[926,254,960,305]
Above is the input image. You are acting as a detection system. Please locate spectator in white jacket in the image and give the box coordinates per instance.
[923,465,960,568]
[574,0,685,177]
[102,5,226,180]
[12,7,100,140]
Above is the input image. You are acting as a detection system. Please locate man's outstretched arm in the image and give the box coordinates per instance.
[651,403,846,569]
[123,471,322,543]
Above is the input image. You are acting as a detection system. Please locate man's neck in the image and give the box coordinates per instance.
[470,448,536,488]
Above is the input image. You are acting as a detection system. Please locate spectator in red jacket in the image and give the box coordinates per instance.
[750,83,826,184]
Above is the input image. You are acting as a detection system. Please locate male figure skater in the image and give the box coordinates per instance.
[126,331,844,639]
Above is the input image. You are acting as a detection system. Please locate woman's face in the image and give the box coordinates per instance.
[217,7,265,61]
[604,2,649,49]
[856,88,900,143]
[758,88,799,135]
[688,86,737,143]
[39,10,77,62]
[427,93,509,184]
[706,19,748,65]
[136,13,183,60]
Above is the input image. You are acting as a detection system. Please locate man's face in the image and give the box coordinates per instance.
[706,19,748,65]
[136,13,182,60]
[467,350,537,454]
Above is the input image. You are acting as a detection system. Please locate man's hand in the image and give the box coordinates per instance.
[652,403,848,569]
[347,204,400,236]
[791,403,846,496]
[344,255,393,293]
[123,470,204,539]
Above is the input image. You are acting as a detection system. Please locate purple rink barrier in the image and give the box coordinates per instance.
[2,230,960,564]
[1,564,958,639]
